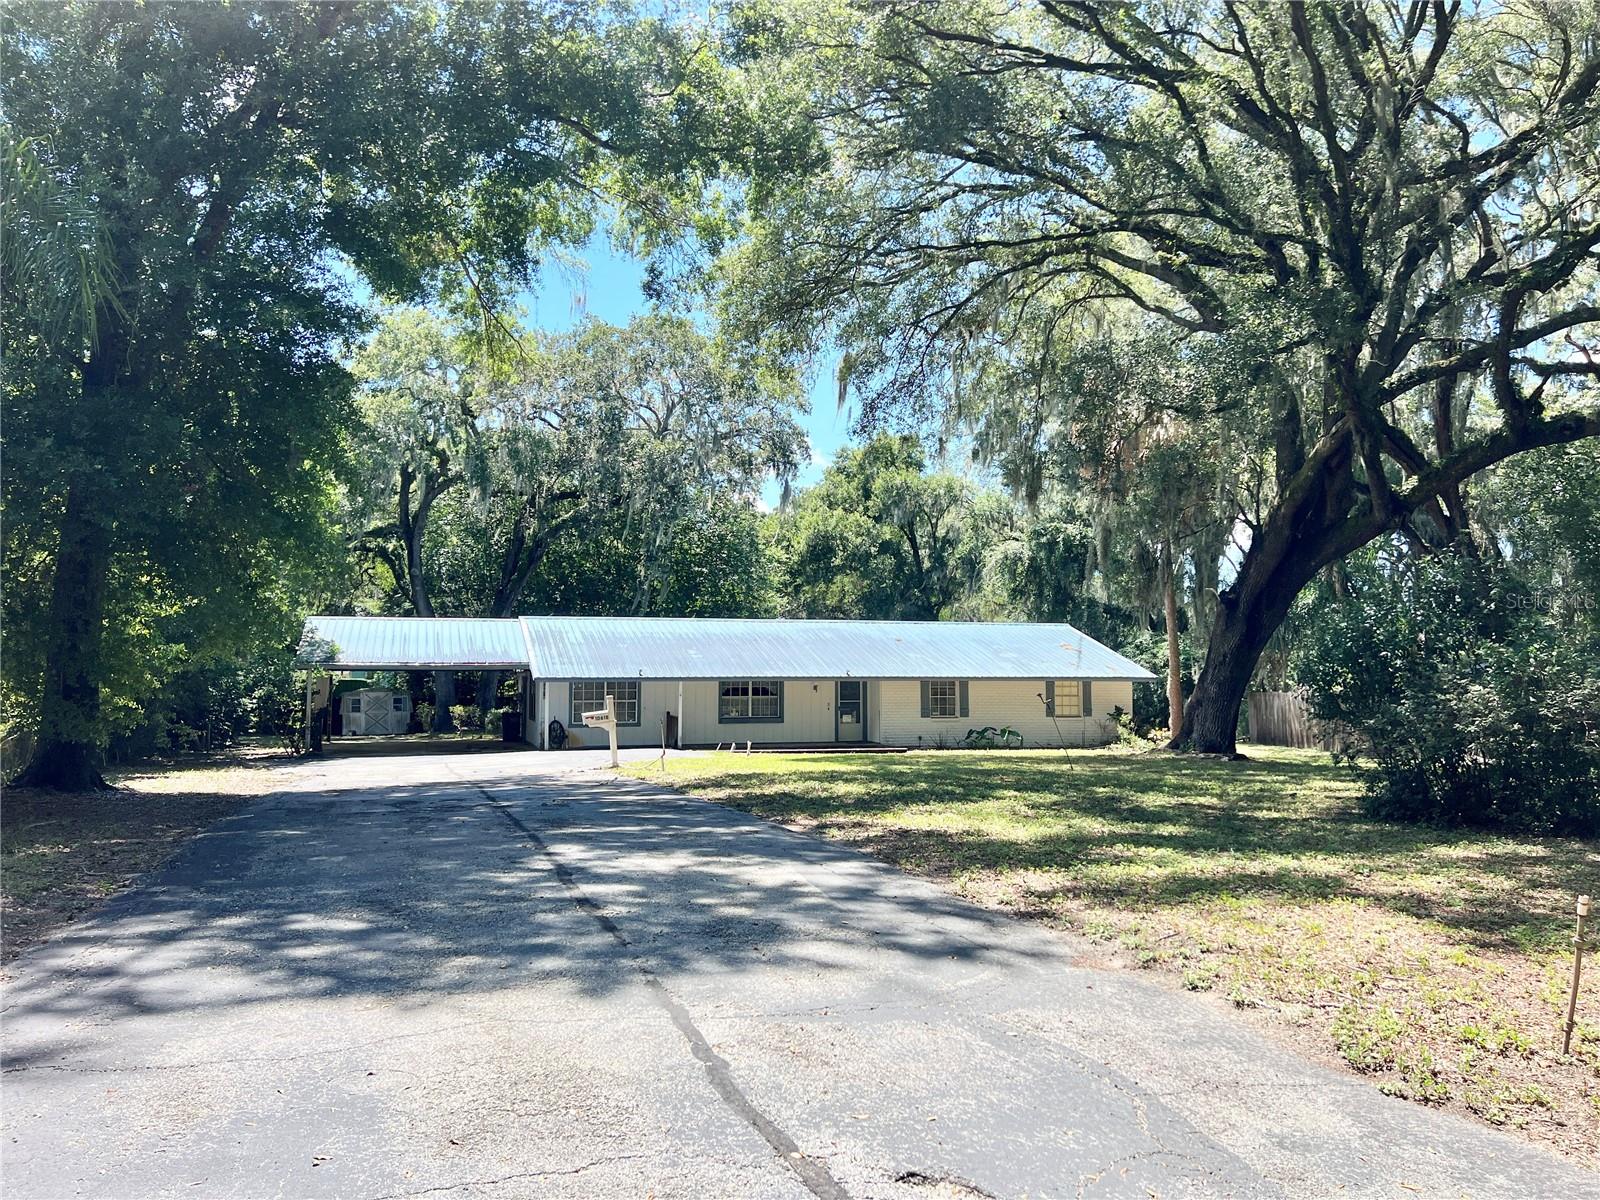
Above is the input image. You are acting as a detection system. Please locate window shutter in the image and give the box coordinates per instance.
[776,681,785,721]
[920,681,931,718]
[1082,680,1094,716]
[958,680,970,718]
[1044,680,1055,716]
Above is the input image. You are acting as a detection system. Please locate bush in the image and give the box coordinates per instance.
[103,646,304,761]
[1298,554,1600,835]
[962,725,1024,749]
[450,704,484,732]
[1107,706,1146,748]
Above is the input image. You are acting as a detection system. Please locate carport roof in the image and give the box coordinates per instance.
[299,616,529,670]
[297,614,1157,682]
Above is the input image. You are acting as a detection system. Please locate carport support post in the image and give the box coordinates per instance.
[303,673,323,755]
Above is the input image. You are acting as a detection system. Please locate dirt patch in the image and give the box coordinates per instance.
[2,745,291,963]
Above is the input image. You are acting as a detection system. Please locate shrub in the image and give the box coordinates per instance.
[104,646,305,761]
[962,725,1024,749]
[450,704,484,732]
[1107,705,1144,747]
[1298,555,1600,835]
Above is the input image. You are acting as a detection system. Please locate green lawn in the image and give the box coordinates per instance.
[626,746,1600,1157]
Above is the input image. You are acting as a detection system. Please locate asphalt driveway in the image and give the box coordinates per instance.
[3,749,1593,1198]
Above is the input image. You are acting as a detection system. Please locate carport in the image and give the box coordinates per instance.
[297,616,533,750]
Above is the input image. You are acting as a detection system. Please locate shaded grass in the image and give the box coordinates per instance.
[628,746,1600,1158]
[2,744,285,962]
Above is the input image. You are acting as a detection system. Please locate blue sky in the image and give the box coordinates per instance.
[524,232,852,507]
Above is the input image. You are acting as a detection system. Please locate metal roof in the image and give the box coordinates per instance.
[298,614,1156,681]
[517,616,1156,682]
[299,616,529,670]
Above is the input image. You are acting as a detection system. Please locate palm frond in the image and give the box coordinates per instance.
[1,127,123,351]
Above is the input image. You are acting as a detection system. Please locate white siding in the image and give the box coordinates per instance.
[874,679,1133,749]
[676,679,847,745]
[533,675,1136,749]
[552,680,684,750]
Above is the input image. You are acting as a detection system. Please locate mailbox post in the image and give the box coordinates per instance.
[582,694,620,767]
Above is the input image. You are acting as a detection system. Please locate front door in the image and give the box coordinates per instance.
[836,681,865,742]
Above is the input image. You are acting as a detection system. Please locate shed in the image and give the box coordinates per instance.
[340,688,411,736]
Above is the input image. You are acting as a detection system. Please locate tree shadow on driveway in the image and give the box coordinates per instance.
[0,768,1069,1072]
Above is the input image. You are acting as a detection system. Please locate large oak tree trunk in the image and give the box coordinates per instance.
[1170,526,1334,755]
[1168,424,1365,755]
[477,670,502,722]
[431,671,457,733]
[15,482,115,790]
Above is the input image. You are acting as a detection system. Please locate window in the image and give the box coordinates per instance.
[920,679,968,719]
[392,695,405,712]
[349,697,362,713]
[719,680,783,722]
[571,680,640,727]
[1048,680,1082,717]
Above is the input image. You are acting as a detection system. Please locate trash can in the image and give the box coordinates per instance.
[500,709,522,742]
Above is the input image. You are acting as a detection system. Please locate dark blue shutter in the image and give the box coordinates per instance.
[958,680,969,718]
[1082,680,1094,716]
[920,681,931,717]
[1044,680,1055,716]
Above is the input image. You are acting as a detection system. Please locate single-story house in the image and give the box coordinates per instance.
[298,615,1156,750]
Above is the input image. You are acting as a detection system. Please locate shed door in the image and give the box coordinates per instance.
[365,695,393,735]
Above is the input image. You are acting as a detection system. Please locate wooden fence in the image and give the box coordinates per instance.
[1245,690,1341,750]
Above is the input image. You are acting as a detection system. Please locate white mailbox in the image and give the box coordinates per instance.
[581,693,620,767]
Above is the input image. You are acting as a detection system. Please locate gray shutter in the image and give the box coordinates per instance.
[958,680,969,718]
[1044,680,1055,716]
[776,681,785,721]
[1082,680,1094,716]
[920,681,931,718]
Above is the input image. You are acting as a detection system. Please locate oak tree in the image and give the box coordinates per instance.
[4,1,742,782]
[725,0,1600,752]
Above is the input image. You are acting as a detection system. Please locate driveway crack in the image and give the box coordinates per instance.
[476,793,850,1200]
[371,1152,650,1198]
